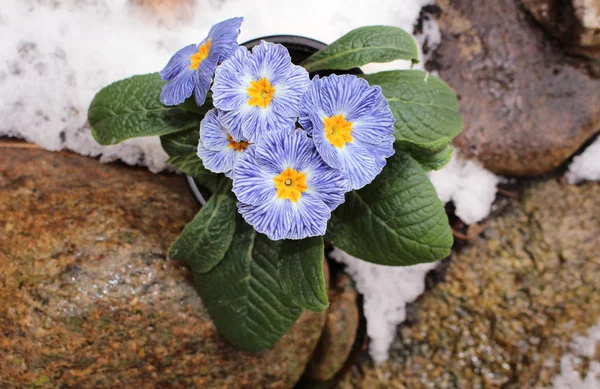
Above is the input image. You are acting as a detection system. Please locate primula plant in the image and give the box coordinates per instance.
[88,17,463,351]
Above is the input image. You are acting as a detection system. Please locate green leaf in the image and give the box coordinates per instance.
[168,192,237,273]
[193,219,303,352]
[279,237,328,312]
[160,128,199,158]
[395,138,454,171]
[88,73,208,145]
[167,153,221,193]
[360,70,463,147]
[326,150,453,266]
[302,26,419,73]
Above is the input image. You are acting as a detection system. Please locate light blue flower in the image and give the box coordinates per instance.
[197,108,250,178]
[232,129,348,240]
[299,74,395,191]
[212,42,310,143]
[160,17,243,107]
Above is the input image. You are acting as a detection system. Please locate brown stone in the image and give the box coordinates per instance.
[431,0,600,176]
[129,0,196,26]
[522,0,600,58]
[0,147,326,389]
[339,179,600,388]
[307,274,359,382]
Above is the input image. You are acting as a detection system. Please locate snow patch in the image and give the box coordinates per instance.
[544,318,600,389]
[330,248,437,364]
[566,136,600,184]
[429,153,501,224]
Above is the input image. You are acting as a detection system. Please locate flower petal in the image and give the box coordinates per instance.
[200,109,229,151]
[248,41,292,84]
[232,146,277,206]
[219,104,252,141]
[303,158,348,211]
[321,74,378,120]
[311,113,344,169]
[206,17,244,62]
[237,198,293,241]
[299,75,325,135]
[254,129,312,175]
[350,94,395,144]
[159,43,197,81]
[194,52,219,106]
[271,64,310,117]
[212,47,252,111]
[240,107,295,143]
[197,140,237,176]
[160,69,195,106]
[286,193,331,240]
[338,141,381,191]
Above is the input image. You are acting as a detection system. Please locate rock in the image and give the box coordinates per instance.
[522,0,600,58]
[339,180,600,388]
[0,147,326,389]
[430,0,600,176]
[129,0,196,26]
[307,274,359,382]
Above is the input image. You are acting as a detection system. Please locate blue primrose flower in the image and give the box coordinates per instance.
[212,42,310,143]
[232,129,348,240]
[160,17,243,107]
[197,108,250,178]
[299,74,396,191]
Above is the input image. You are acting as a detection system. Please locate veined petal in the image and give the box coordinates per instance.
[212,47,252,111]
[219,105,251,142]
[299,75,325,135]
[248,41,292,83]
[206,17,244,62]
[160,69,195,106]
[311,113,343,169]
[298,116,313,135]
[242,107,295,143]
[271,64,310,117]
[232,146,277,206]
[321,74,378,120]
[238,198,293,241]
[350,93,395,143]
[194,53,219,106]
[286,193,331,240]
[200,109,229,151]
[254,129,313,176]
[303,158,348,211]
[159,43,197,81]
[338,141,381,191]
[197,140,237,176]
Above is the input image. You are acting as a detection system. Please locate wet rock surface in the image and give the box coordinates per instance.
[339,180,600,388]
[522,0,600,58]
[431,0,600,176]
[307,274,359,382]
[0,148,326,389]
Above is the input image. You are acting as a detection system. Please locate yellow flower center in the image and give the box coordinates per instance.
[323,115,353,148]
[190,40,211,70]
[227,135,249,152]
[274,168,307,203]
[247,78,275,108]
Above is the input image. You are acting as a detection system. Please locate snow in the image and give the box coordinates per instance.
[429,152,501,224]
[545,318,600,389]
[330,248,436,364]
[566,137,600,184]
[0,0,435,171]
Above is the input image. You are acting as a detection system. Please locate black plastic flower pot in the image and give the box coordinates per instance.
[186,35,361,205]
